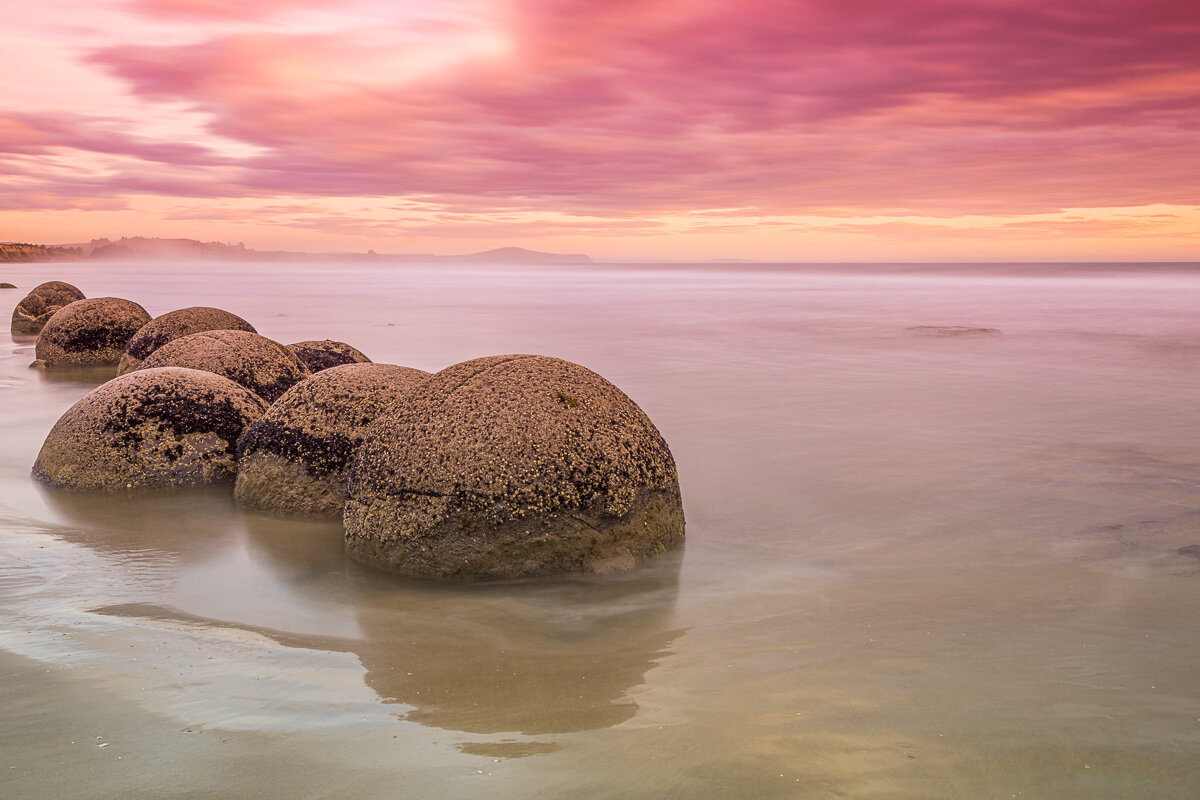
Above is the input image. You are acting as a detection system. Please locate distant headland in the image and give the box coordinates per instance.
[0,242,85,262]
[1,237,593,265]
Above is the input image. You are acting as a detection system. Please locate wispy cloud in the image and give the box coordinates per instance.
[2,0,1198,256]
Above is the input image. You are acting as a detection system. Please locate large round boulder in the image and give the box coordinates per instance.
[287,339,371,372]
[11,281,86,334]
[344,354,684,579]
[32,367,268,491]
[137,329,310,402]
[34,297,150,368]
[235,363,429,517]
[118,307,257,374]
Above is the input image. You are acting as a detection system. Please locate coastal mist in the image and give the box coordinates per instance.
[2,262,1199,798]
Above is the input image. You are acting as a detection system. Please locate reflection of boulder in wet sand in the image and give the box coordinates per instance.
[36,484,250,560]
[32,365,123,386]
[240,509,350,579]
[10,280,85,334]
[33,297,150,369]
[287,339,371,372]
[345,354,685,579]
[118,307,257,374]
[137,329,310,402]
[235,363,429,517]
[906,325,1000,336]
[33,367,267,491]
[353,561,683,735]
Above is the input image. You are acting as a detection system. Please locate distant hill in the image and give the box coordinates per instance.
[437,246,593,265]
[12,237,595,265]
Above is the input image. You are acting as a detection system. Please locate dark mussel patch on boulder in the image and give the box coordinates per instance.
[33,366,268,491]
[235,362,429,517]
[33,297,150,368]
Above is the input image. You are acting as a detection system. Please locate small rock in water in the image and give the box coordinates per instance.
[906,325,1000,336]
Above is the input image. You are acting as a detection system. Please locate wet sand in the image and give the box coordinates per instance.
[0,650,421,799]
[3,261,1200,798]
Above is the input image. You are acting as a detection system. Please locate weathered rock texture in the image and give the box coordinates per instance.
[11,281,86,334]
[344,354,684,579]
[137,329,310,402]
[287,340,371,373]
[32,367,267,491]
[235,363,429,517]
[118,307,257,374]
[34,297,150,368]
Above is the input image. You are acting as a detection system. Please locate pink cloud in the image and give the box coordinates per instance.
[0,192,129,212]
[12,0,1198,219]
[0,111,230,165]
[264,215,670,240]
[804,215,1194,242]
[129,0,331,21]
[162,202,331,220]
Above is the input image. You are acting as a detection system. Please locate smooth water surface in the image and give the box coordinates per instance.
[2,261,1199,798]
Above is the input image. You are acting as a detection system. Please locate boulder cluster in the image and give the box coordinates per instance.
[15,281,684,580]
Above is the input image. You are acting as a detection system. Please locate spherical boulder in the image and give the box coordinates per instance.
[32,367,268,491]
[235,363,429,517]
[286,339,371,372]
[34,297,150,368]
[11,281,86,334]
[0,282,16,289]
[118,307,256,374]
[344,354,684,580]
[137,329,310,402]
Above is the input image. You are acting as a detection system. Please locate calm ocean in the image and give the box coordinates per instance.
[2,261,1199,798]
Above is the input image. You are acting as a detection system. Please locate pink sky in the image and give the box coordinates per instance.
[2,0,1198,260]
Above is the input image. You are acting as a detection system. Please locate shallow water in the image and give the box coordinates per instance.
[2,261,1199,798]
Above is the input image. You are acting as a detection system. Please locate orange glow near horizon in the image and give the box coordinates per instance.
[2,1,1198,261]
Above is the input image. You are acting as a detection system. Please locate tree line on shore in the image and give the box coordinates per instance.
[0,242,83,262]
